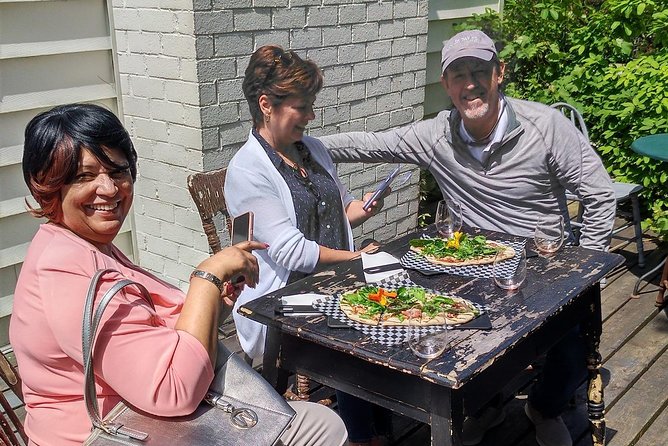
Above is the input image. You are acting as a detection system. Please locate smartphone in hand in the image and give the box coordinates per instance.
[362,166,412,211]
[231,211,254,245]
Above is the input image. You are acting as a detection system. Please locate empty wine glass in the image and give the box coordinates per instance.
[407,316,448,359]
[534,215,565,254]
[435,199,462,239]
[492,249,527,291]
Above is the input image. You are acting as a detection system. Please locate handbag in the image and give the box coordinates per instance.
[82,268,296,445]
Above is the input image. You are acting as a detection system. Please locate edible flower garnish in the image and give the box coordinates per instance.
[446,231,464,249]
[367,288,397,307]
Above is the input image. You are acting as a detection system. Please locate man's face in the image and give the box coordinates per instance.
[441,57,505,124]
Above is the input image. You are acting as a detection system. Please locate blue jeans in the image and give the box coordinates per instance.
[528,327,588,418]
[336,391,393,442]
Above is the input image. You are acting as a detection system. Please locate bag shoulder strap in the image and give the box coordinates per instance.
[82,268,154,438]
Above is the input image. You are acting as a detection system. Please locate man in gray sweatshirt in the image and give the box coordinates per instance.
[321,30,616,446]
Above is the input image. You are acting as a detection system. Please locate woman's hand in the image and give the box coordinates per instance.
[198,241,265,287]
[197,241,266,306]
[346,187,391,228]
[362,187,390,214]
[358,240,381,254]
[178,240,267,365]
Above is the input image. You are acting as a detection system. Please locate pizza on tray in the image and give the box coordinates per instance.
[409,231,515,266]
[339,286,480,326]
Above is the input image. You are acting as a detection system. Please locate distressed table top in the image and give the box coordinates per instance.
[240,227,624,394]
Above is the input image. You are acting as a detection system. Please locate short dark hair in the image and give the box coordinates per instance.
[22,103,137,221]
[242,45,323,126]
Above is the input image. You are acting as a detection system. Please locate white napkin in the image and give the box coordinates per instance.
[281,293,329,316]
[361,251,404,283]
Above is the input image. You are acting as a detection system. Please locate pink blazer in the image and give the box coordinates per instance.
[10,224,214,445]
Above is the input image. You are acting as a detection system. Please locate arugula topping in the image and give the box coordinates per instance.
[410,232,500,260]
[340,286,479,321]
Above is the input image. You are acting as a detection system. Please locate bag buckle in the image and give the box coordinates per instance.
[205,391,258,429]
[103,422,149,441]
[230,408,259,429]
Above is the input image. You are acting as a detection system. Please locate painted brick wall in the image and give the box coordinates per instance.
[112,0,427,288]
[112,1,210,288]
[195,0,427,244]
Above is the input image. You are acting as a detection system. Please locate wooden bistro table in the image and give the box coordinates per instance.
[239,227,624,446]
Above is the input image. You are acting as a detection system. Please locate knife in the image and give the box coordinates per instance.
[275,305,322,315]
[363,263,403,274]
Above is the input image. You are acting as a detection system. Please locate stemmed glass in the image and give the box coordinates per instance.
[492,249,527,291]
[435,199,462,239]
[407,317,448,359]
[534,215,565,254]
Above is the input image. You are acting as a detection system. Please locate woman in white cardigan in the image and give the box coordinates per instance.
[225,45,391,446]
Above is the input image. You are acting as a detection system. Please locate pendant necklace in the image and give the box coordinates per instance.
[277,148,308,178]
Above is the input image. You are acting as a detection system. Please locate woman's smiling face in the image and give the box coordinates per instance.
[57,146,134,250]
[264,95,316,150]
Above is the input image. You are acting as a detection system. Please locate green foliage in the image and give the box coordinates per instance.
[417,170,442,227]
[458,0,668,240]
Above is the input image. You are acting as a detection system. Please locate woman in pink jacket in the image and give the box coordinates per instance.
[10,103,347,446]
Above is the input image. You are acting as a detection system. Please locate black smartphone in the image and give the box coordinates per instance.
[327,316,350,329]
[231,211,254,245]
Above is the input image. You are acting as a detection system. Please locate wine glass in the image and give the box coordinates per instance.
[407,317,448,359]
[492,249,527,291]
[534,215,565,254]
[435,199,462,239]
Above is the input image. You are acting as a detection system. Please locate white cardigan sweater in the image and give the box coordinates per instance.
[224,131,355,358]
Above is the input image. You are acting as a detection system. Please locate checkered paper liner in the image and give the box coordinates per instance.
[312,272,487,346]
[400,238,527,279]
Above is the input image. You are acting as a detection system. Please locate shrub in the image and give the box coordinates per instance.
[457,0,668,240]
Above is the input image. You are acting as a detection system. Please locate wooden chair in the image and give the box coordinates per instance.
[0,350,27,445]
[186,167,315,402]
[551,103,645,267]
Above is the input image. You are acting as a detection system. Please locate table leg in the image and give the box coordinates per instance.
[655,256,667,308]
[583,285,605,446]
[430,387,462,446]
[262,326,289,394]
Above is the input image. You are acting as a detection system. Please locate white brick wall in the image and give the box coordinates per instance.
[112,0,427,288]
[195,0,425,248]
[112,3,207,288]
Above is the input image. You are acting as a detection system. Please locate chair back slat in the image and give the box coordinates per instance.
[187,167,232,254]
[550,102,590,141]
[0,351,27,445]
[0,413,14,446]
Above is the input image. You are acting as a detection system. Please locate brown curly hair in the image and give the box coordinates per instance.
[242,45,323,126]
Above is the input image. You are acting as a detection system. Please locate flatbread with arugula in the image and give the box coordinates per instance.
[409,232,515,266]
[339,286,480,326]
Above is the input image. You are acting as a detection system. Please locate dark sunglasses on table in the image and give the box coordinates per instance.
[263,49,294,86]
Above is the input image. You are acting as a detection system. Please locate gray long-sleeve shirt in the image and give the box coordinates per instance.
[322,97,616,251]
